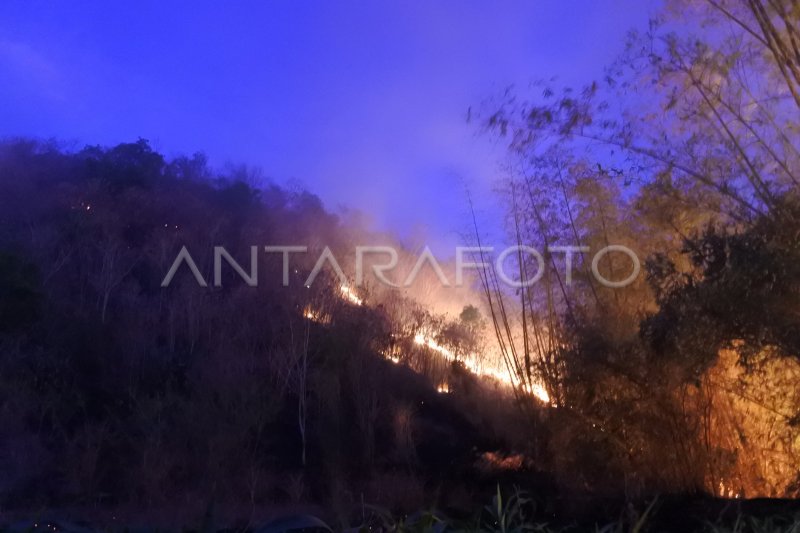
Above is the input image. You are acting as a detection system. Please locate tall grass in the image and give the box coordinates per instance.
[7,491,800,532]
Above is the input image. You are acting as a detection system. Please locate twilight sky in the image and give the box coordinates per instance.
[0,1,657,253]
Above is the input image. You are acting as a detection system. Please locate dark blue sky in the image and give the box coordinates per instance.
[0,1,657,252]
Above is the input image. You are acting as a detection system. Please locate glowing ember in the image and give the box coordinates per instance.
[476,451,526,473]
[340,284,363,305]
[437,383,450,394]
[302,306,330,324]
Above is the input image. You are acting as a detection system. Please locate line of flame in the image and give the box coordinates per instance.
[413,333,550,403]
[305,286,550,404]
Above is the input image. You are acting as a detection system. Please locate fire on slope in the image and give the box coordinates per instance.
[413,333,550,404]
[304,284,551,405]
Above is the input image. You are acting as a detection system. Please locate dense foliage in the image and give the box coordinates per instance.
[0,139,525,525]
[473,0,800,501]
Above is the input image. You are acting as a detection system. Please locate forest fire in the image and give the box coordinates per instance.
[413,332,551,404]
[5,0,800,527]
[303,287,551,403]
